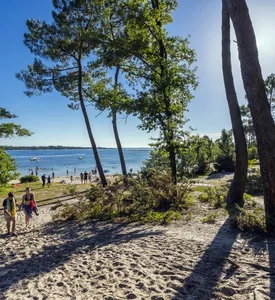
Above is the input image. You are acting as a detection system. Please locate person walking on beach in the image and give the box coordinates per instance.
[70,175,73,183]
[41,174,46,187]
[47,175,51,188]
[80,172,84,184]
[21,187,38,228]
[84,171,88,184]
[66,170,69,176]
[52,172,55,179]
[2,192,17,236]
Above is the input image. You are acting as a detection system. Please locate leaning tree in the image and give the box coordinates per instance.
[226,0,275,231]
[17,0,108,186]
[221,0,247,206]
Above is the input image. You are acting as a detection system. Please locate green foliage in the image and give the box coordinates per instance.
[0,148,19,186]
[0,107,32,138]
[141,135,218,181]
[17,0,108,186]
[139,210,181,224]
[54,172,193,224]
[247,145,258,160]
[64,184,78,196]
[119,0,198,183]
[178,135,218,176]
[234,205,266,233]
[245,172,263,195]
[20,175,39,183]
[198,186,227,209]
[243,193,257,208]
[201,212,219,224]
[214,129,235,172]
[248,159,258,167]
[140,148,170,180]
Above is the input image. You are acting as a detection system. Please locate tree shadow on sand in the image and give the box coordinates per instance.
[0,221,163,297]
[172,217,239,299]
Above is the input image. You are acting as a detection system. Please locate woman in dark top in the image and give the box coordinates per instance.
[21,187,37,227]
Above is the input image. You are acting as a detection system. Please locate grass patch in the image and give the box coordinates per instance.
[0,181,91,207]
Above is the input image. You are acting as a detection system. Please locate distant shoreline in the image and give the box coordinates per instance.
[3,146,152,150]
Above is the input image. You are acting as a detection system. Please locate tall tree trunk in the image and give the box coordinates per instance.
[112,66,127,177]
[168,137,177,185]
[222,0,248,206]
[78,60,107,187]
[152,0,177,185]
[226,0,275,231]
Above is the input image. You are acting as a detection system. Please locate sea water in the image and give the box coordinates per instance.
[6,148,151,178]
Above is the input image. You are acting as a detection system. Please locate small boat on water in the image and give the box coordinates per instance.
[79,156,84,160]
[30,157,40,161]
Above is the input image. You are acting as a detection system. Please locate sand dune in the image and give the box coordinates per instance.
[0,202,274,300]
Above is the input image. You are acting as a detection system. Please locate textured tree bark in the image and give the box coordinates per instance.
[222,0,248,206]
[112,66,127,177]
[78,60,107,187]
[226,0,275,231]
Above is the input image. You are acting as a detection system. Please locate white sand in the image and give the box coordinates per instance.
[0,199,274,299]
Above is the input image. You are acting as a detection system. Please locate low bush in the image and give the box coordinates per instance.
[247,145,258,160]
[198,187,227,209]
[248,159,258,167]
[233,205,266,233]
[245,172,263,195]
[214,155,235,172]
[20,175,39,183]
[54,171,193,224]
[202,212,219,224]
[243,193,257,208]
[63,184,78,195]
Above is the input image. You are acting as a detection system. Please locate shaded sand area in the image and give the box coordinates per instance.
[1,201,275,299]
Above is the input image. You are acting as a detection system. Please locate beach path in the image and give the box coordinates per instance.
[0,202,273,300]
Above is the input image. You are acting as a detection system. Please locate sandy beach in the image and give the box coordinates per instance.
[1,195,274,300]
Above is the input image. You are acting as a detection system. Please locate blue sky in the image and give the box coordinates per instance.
[0,0,275,147]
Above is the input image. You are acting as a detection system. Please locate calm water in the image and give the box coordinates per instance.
[6,149,151,177]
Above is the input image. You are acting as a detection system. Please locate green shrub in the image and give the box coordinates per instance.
[214,155,235,172]
[198,187,227,209]
[233,205,266,233]
[243,193,257,208]
[202,212,219,224]
[20,175,39,183]
[247,145,258,160]
[63,184,78,196]
[0,148,19,186]
[245,172,263,195]
[54,171,193,224]
[248,159,258,167]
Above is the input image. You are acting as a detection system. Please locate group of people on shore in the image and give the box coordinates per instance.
[2,187,38,236]
[28,167,100,186]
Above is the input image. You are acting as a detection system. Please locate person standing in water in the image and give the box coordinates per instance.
[21,187,38,228]
[2,192,17,236]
